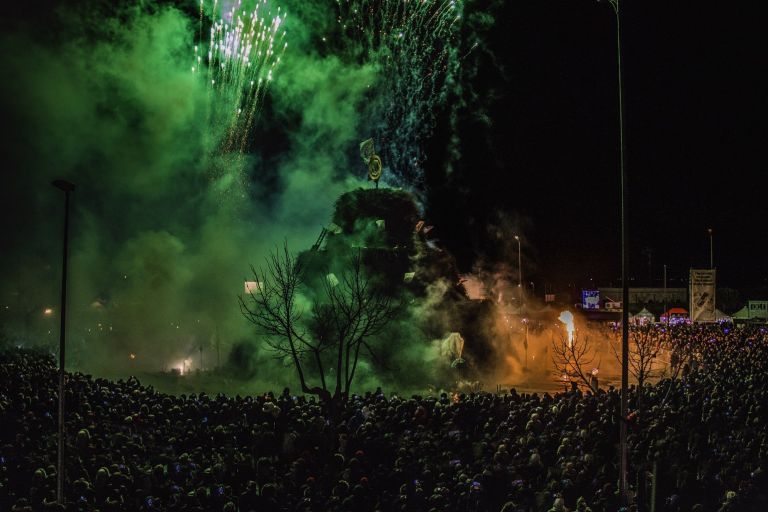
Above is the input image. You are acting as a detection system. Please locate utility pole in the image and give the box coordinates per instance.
[664,263,669,323]
[524,320,529,370]
[600,0,630,504]
[643,247,652,285]
[52,179,75,505]
[514,235,524,309]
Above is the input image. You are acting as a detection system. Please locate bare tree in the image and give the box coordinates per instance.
[610,324,667,394]
[318,251,400,401]
[239,242,332,401]
[239,243,400,405]
[551,329,597,392]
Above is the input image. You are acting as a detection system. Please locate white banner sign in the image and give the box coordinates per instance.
[689,269,716,322]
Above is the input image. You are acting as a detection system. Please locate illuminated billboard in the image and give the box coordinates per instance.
[689,269,716,322]
[582,290,600,309]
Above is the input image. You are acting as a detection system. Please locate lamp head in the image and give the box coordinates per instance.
[597,0,619,12]
[52,180,76,192]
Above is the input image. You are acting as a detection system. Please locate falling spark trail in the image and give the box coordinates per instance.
[193,0,287,158]
[334,0,464,188]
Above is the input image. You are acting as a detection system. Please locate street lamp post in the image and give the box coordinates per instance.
[708,228,714,269]
[664,263,669,323]
[514,235,523,309]
[521,317,529,370]
[600,0,629,504]
[52,179,75,505]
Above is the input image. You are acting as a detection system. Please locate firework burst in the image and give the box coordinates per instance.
[194,0,287,156]
[334,0,464,188]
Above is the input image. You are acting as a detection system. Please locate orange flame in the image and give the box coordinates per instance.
[558,310,575,347]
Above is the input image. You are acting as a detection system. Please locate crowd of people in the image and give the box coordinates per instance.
[1,323,767,511]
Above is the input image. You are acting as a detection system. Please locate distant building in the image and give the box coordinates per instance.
[749,300,768,319]
[598,287,687,312]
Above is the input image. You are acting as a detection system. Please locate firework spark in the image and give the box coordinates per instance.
[334,0,464,188]
[194,0,287,156]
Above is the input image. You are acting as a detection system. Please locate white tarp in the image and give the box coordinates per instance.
[732,306,750,320]
[439,332,465,363]
[326,273,340,288]
[631,307,655,325]
[714,309,732,322]
[689,269,716,322]
[244,281,262,294]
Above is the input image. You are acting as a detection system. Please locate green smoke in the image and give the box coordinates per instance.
[0,0,472,393]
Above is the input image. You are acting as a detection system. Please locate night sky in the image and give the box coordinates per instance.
[426,0,765,292]
[1,0,765,302]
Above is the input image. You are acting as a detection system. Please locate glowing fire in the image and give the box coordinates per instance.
[558,310,575,346]
[171,358,192,375]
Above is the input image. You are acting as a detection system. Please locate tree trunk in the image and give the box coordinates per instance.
[313,350,327,392]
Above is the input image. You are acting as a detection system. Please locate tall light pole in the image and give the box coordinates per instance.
[664,263,669,323]
[514,235,523,309]
[522,318,529,370]
[600,0,629,504]
[52,179,75,505]
[708,228,714,269]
